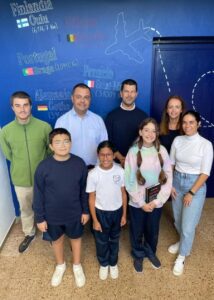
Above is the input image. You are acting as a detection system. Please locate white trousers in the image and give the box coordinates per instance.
[14,186,35,236]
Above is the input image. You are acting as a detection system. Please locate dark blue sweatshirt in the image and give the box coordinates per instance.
[105,107,148,156]
[33,154,89,225]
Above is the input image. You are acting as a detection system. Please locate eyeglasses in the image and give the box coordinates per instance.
[99,153,113,158]
[53,140,71,146]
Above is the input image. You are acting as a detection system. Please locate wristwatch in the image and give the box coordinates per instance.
[188,190,195,196]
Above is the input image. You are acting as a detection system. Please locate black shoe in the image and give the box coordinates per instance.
[133,259,143,273]
[148,254,161,269]
[19,235,35,253]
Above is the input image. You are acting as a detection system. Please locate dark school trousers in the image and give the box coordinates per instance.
[94,207,122,267]
[129,205,162,260]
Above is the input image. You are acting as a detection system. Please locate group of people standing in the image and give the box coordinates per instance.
[0,79,213,289]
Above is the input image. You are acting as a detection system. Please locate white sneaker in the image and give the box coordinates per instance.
[110,265,119,279]
[73,264,86,288]
[173,255,185,276]
[99,266,109,280]
[168,242,180,254]
[51,262,66,287]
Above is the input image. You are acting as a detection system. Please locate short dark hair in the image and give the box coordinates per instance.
[49,128,71,144]
[72,83,91,96]
[182,110,201,123]
[10,91,32,106]
[120,79,138,92]
[97,140,116,154]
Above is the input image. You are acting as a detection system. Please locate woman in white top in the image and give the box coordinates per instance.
[169,110,213,276]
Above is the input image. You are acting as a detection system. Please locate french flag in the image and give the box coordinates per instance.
[84,80,95,88]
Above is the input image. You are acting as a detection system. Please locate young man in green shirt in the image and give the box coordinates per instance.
[0,91,52,253]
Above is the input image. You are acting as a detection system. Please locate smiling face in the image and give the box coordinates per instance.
[98,146,114,170]
[182,114,200,136]
[120,84,138,109]
[71,86,91,116]
[49,134,71,160]
[12,97,32,123]
[167,98,183,121]
[139,122,157,147]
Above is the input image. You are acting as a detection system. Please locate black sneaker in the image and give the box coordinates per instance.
[148,254,161,269]
[133,259,143,273]
[18,235,35,253]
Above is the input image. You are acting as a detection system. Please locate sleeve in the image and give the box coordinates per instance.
[120,168,125,187]
[154,146,173,207]
[170,138,177,165]
[0,129,12,161]
[86,170,97,193]
[124,148,145,206]
[98,116,108,142]
[45,123,52,155]
[105,113,113,143]
[200,141,214,175]
[33,165,46,223]
[80,163,89,214]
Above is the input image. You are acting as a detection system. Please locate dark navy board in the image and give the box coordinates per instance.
[151,37,214,196]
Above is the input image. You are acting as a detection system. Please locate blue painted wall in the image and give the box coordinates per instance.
[1,0,214,127]
[0,0,213,211]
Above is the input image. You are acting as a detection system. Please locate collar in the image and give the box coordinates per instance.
[185,132,200,140]
[120,102,135,111]
[15,115,32,125]
[71,107,89,117]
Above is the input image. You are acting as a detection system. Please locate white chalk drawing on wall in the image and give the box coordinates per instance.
[105,12,152,64]
[191,71,214,128]
[105,12,171,94]
[106,12,213,128]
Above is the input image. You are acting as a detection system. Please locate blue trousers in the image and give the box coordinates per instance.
[129,205,162,260]
[172,170,206,256]
[94,207,122,267]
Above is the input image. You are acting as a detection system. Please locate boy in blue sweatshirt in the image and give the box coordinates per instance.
[33,128,89,288]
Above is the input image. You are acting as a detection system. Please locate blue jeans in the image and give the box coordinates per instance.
[94,207,122,267]
[129,205,162,260]
[172,170,206,256]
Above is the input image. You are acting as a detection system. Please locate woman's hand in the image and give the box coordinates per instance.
[171,187,177,200]
[183,192,193,207]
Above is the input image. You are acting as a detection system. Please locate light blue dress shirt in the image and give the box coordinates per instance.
[55,108,108,165]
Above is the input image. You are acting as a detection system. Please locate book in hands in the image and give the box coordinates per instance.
[145,183,161,203]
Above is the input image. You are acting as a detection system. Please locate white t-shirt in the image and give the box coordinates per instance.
[170,133,213,175]
[86,163,124,211]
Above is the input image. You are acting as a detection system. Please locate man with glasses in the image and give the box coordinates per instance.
[0,91,52,253]
[55,83,108,169]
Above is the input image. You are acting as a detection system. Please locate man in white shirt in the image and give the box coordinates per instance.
[55,83,108,168]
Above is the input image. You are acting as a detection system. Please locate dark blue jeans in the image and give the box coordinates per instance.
[94,207,122,267]
[129,205,162,260]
